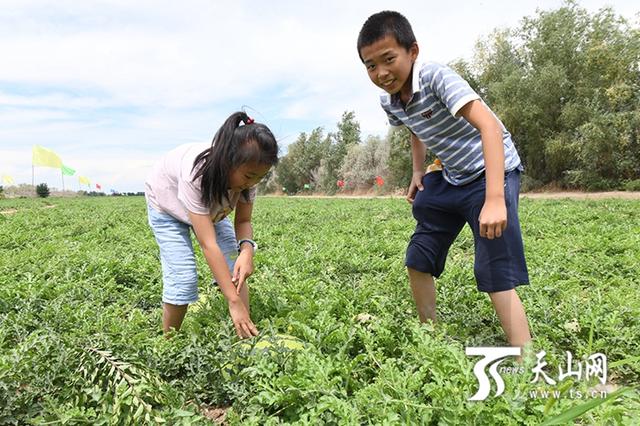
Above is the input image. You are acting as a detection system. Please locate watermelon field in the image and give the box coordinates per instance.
[0,196,639,425]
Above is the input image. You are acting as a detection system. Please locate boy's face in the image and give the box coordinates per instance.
[360,35,418,98]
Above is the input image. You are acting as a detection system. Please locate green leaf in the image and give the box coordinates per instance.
[543,380,575,415]
[174,409,195,417]
[609,356,640,368]
[133,403,145,419]
[540,387,631,425]
[121,386,132,399]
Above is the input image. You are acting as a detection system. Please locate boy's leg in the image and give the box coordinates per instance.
[406,172,465,323]
[463,169,531,347]
[489,289,531,347]
[408,268,436,323]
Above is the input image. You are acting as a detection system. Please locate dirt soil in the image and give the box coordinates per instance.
[276,192,640,200]
[519,191,640,200]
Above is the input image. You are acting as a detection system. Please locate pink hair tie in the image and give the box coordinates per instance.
[245,117,254,125]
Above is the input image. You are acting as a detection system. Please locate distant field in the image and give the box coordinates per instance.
[1,196,638,424]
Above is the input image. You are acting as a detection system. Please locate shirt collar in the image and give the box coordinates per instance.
[390,61,425,106]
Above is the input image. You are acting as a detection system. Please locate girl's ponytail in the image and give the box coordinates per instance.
[192,111,278,208]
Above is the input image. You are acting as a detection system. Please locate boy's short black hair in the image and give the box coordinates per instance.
[357,11,416,62]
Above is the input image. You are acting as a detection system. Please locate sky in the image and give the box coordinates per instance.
[0,0,637,192]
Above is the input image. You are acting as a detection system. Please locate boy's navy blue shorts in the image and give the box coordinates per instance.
[406,169,529,293]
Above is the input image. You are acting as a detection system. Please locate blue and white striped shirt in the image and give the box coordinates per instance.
[381,62,522,186]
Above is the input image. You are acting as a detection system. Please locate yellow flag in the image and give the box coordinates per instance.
[32,145,63,168]
[2,175,14,185]
[78,176,91,185]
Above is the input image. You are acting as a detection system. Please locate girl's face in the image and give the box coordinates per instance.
[228,162,271,192]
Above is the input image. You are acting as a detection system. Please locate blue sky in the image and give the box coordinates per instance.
[1,0,637,192]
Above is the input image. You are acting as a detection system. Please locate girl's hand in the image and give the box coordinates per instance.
[232,249,254,294]
[228,298,259,338]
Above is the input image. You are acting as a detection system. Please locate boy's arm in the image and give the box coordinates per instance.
[407,132,426,204]
[458,100,506,240]
[188,211,258,337]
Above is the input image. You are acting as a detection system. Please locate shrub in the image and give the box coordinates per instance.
[36,183,50,198]
[520,174,544,192]
[623,179,640,191]
[339,135,389,190]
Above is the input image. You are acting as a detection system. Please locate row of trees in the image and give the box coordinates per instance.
[262,2,639,194]
[455,1,640,190]
[0,183,146,198]
[259,113,431,194]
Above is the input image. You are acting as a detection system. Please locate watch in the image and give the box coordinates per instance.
[238,239,258,253]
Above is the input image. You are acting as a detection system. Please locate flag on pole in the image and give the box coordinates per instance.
[2,175,14,185]
[61,165,76,176]
[78,176,90,185]
[32,145,63,168]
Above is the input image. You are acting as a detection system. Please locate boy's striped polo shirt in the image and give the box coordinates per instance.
[380,62,522,186]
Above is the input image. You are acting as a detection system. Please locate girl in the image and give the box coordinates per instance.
[145,111,278,338]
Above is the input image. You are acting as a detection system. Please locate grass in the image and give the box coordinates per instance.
[0,196,638,424]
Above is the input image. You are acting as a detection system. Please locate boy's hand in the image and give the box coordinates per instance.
[232,249,254,294]
[407,171,425,204]
[228,298,259,338]
[479,198,507,239]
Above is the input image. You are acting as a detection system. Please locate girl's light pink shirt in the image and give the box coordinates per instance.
[145,142,256,225]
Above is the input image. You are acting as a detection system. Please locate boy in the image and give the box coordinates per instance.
[357,11,531,348]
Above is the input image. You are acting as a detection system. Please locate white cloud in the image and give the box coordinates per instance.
[1,0,637,191]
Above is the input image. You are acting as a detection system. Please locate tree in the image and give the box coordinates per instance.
[256,169,280,194]
[458,1,640,189]
[275,128,331,193]
[334,111,361,164]
[36,183,50,198]
[275,112,363,194]
[385,126,440,190]
[339,135,389,190]
[317,111,362,193]
[386,127,413,190]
